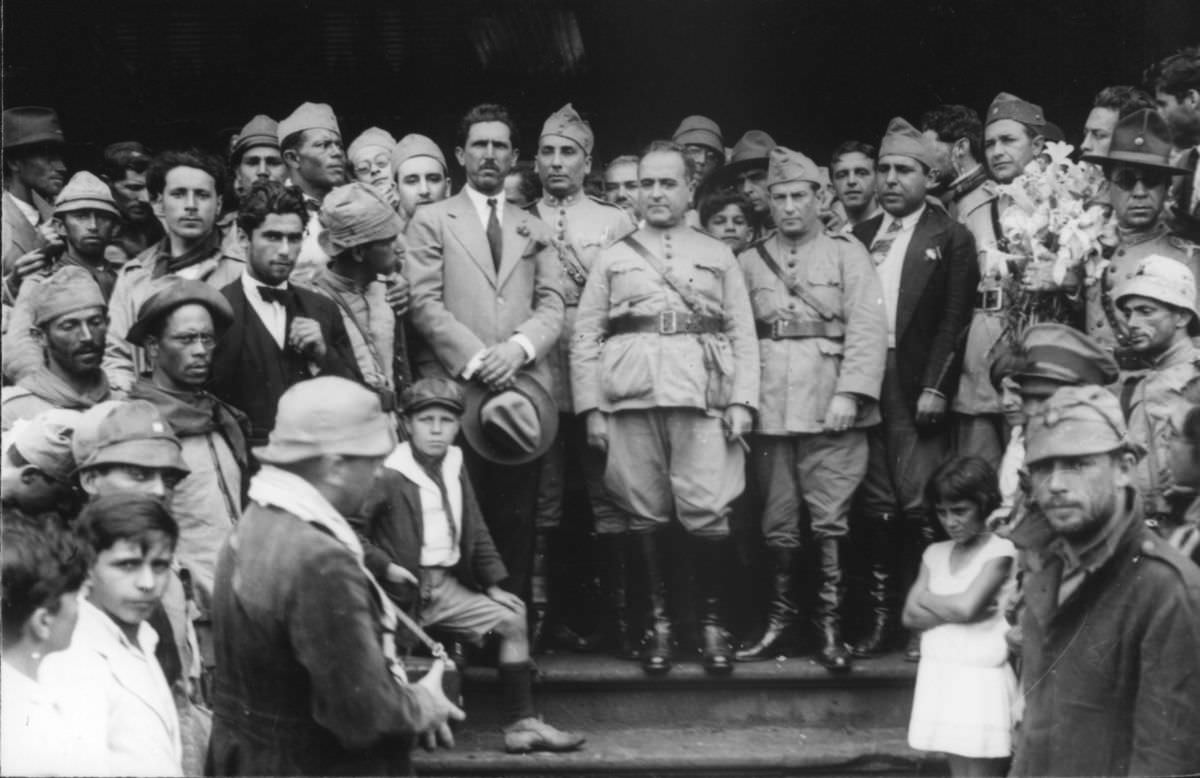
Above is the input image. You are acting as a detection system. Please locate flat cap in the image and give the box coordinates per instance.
[348,127,398,163]
[33,266,106,326]
[277,102,340,144]
[766,146,822,189]
[1082,109,1190,174]
[254,376,396,464]
[78,399,189,475]
[3,106,65,150]
[231,115,279,160]
[391,133,447,174]
[317,182,403,255]
[540,103,594,155]
[879,116,936,169]
[53,171,120,218]
[400,377,465,415]
[1025,385,1134,465]
[1013,323,1120,390]
[10,409,82,483]
[1114,253,1200,333]
[986,92,1045,128]
[126,279,235,346]
[673,115,723,152]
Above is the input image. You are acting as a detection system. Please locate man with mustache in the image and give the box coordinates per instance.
[210,181,360,449]
[1080,109,1198,356]
[1,266,111,432]
[2,107,66,277]
[278,102,346,284]
[101,141,164,260]
[229,116,287,202]
[603,155,640,222]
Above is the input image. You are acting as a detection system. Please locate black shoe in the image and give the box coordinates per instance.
[735,547,800,662]
[632,531,674,676]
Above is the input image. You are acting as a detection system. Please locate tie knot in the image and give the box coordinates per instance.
[487,198,498,209]
[259,285,291,305]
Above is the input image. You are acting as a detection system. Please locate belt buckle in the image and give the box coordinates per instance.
[659,310,679,335]
[771,319,788,339]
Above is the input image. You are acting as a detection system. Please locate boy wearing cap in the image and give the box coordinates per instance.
[1016,385,1200,776]
[2,106,66,276]
[393,133,450,227]
[354,377,585,754]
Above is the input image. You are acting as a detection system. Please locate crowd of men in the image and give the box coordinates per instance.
[2,44,1200,777]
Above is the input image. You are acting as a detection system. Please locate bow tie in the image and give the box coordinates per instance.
[258,285,292,306]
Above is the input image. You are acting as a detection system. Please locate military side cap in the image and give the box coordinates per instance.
[401,377,465,415]
[33,266,106,326]
[540,103,594,155]
[277,102,340,144]
[231,115,279,160]
[879,116,936,169]
[1114,253,1200,333]
[127,279,235,346]
[70,400,126,467]
[673,115,723,152]
[10,409,82,483]
[348,127,398,163]
[766,146,822,189]
[317,182,404,255]
[79,399,189,476]
[1025,385,1133,465]
[1082,109,1190,173]
[53,171,120,218]
[254,376,396,464]
[1013,323,1119,390]
[392,133,447,174]
[3,106,65,149]
[462,373,558,465]
[986,92,1045,128]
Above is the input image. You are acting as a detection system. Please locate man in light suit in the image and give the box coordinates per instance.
[849,117,979,660]
[406,103,565,597]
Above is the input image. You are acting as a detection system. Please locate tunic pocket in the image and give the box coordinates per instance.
[702,335,735,409]
[601,336,655,403]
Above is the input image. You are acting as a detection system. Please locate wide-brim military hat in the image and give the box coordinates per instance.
[461,373,558,466]
[1082,109,1191,174]
[707,130,777,189]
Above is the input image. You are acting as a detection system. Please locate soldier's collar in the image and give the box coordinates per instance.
[541,190,585,208]
[950,165,988,202]
[1116,220,1169,246]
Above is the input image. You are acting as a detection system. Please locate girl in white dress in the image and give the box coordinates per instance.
[903,457,1017,778]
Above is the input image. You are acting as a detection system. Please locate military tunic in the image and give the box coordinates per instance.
[738,231,886,544]
[571,225,758,534]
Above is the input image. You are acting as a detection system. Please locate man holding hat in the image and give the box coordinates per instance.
[529,104,634,651]
[208,376,463,776]
[101,141,165,260]
[392,133,450,228]
[229,115,286,201]
[572,139,759,676]
[1015,385,1200,776]
[277,101,346,284]
[1081,108,1199,355]
[4,171,123,382]
[354,377,586,754]
[850,117,978,658]
[1113,254,1200,518]
[2,106,66,276]
[706,130,776,240]
[672,114,725,188]
[1,266,111,433]
[734,147,887,670]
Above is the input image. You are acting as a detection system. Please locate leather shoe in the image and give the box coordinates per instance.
[503,716,586,754]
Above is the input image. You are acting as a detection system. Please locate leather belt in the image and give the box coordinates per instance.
[755,319,845,340]
[975,288,1004,312]
[608,311,724,336]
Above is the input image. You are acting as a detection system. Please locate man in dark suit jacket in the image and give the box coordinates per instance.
[209,182,360,448]
[849,117,979,658]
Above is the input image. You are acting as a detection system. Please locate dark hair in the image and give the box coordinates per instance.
[2,522,88,649]
[237,180,309,237]
[988,346,1025,391]
[1093,86,1156,117]
[506,164,542,205]
[699,190,753,224]
[147,149,226,199]
[100,142,152,182]
[606,154,640,173]
[830,140,878,170]
[457,103,520,150]
[1147,46,1200,100]
[919,105,984,164]
[925,456,1002,518]
[74,492,179,556]
[640,139,697,181]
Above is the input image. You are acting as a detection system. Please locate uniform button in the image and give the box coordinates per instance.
[1117,249,1125,256]
[1141,540,1155,554]
[787,261,796,268]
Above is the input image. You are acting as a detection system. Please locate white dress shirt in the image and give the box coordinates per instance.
[873,204,925,348]
[240,270,289,348]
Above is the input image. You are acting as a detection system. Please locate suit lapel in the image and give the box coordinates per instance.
[446,191,497,287]
[79,605,177,736]
[895,208,945,342]
[496,202,533,288]
[4,192,42,255]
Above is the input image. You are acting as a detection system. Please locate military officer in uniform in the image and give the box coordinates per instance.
[529,104,636,653]
[732,147,887,671]
[571,140,758,676]
[1081,109,1198,358]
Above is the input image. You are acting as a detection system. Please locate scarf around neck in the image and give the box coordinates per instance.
[18,365,110,409]
[129,379,248,470]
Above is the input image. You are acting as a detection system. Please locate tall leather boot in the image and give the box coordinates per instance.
[691,535,735,676]
[596,533,638,660]
[850,515,895,658]
[735,546,799,662]
[631,530,674,675]
[814,538,852,673]
[533,528,598,653]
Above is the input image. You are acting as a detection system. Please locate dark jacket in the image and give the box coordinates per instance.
[210,279,361,447]
[853,206,978,411]
[207,504,437,777]
[1014,513,1200,776]
[353,451,508,603]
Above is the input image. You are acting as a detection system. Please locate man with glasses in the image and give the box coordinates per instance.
[1080,109,1198,356]
[672,115,725,189]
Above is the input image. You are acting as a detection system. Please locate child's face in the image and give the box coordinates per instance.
[87,534,174,632]
[935,499,986,543]
[404,406,461,459]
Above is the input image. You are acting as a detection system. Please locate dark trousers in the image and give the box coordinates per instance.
[461,443,542,598]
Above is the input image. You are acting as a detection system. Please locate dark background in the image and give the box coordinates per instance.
[4,0,1198,172]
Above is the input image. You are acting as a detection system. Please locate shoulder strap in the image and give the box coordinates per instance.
[754,242,840,322]
[310,275,388,377]
[622,234,705,314]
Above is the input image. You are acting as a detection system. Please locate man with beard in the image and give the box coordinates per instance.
[103,149,244,394]
[603,155,641,222]
[707,131,776,241]
[920,105,988,221]
[1080,109,1198,356]
[101,141,164,260]
[278,102,346,284]
[392,134,450,230]
[2,107,66,276]
[1149,47,1200,242]
[5,172,123,382]
[2,267,111,432]
[829,141,882,230]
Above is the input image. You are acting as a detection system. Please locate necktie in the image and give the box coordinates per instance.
[258,285,292,306]
[870,219,903,265]
[486,198,503,271]
[416,452,458,549]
